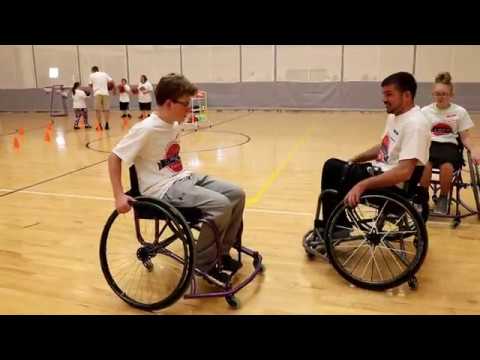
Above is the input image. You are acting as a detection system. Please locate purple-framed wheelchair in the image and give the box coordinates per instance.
[99,166,264,311]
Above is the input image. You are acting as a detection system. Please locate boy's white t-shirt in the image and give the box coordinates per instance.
[421,103,474,145]
[119,84,131,103]
[88,71,112,96]
[138,81,153,103]
[112,112,191,199]
[372,105,431,172]
[72,89,88,109]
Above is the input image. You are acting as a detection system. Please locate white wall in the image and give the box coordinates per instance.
[34,45,79,88]
[128,45,181,85]
[2,45,480,89]
[78,45,127,86]
[241,45,274,82]
[277,45,342,82]
[0,45,36,88]
[415,45,480,82]
[343,45,414,81]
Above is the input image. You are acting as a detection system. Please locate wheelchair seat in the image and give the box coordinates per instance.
[126,165,203,224]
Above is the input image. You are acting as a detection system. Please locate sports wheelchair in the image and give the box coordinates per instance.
[429,140,480,227]
[303,164,429,291]
[99,166,264,311]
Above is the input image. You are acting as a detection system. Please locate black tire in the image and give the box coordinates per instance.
[467,151,480,218]
[324,191,428,291]
[408,276,418,290]
[226,295,240,309]
[100,198,195,310]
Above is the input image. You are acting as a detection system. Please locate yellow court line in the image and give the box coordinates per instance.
[245,125,313,207]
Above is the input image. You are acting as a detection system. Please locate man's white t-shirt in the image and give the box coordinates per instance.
[138,81,153,103]
[372,105,431,172]
[88,71,112,96]
[112,113,191,199]
[421,103,474,145]
[72,89,88,109]
[119,84,131,103]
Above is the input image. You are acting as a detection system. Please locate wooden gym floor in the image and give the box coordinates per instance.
[0,109,479,314]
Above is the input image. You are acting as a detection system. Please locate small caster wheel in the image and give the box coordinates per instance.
[451,219,460,228]
[226,295,240,309]
[259,264,266,273]
[408,276,418,290]
[306,251,316,260]
[144,259,154,272]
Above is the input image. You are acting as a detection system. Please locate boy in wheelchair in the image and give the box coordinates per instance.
[319,72,431,243]
[108,73,245,284]
[419,72,480,215]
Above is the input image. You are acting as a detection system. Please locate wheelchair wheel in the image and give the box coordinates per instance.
[100,198,195,310]
[324,191,428,291]
[467,151,480,217]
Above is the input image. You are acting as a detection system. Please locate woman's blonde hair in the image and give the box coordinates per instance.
[434,71,454,94]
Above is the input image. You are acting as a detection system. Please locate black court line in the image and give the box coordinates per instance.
[0,113,252,200]
[85,112,253,153]
[0,159,107,199]
[86,130,251,154]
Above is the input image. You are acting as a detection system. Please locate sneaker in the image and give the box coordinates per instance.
[85,124,92,129]
[221,255,242,273]
[73,125,80,130]
[105,122,110,130]
[127,114,132,118]
[121,114,126,118]
[433,195,449,215]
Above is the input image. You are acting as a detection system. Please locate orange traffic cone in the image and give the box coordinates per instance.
[13,136,20,150]
[122,117,128,129]
[44,129,51,143]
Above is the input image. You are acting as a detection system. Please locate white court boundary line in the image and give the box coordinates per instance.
[0,188,313,217]
[1,188,479,226]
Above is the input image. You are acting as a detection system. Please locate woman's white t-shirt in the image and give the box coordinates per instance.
[421,103,474,145]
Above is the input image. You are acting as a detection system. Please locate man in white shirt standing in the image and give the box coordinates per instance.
[89,65,113,130]
[319,72,431,236]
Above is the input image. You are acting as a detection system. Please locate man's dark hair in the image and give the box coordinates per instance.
[381,72,417,99]
[91,66,99,72]
[155,73,198,105]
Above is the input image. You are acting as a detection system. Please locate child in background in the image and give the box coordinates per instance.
[118,78,132,119]
[71,82,91,130]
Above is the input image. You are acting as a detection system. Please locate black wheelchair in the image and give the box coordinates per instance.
[303,164,429,291]
[429,141,480,227]
[99,166,264,311]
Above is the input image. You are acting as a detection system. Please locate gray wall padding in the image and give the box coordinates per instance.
[1,82,479,113]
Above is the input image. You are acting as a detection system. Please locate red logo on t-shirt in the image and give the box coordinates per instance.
[165,142,183,172]
[431,122,453,136]
[377,134,389,163]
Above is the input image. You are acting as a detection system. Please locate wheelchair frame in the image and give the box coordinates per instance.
[303,165,429,291]
[429,147,480,227]
[99,166,264,310]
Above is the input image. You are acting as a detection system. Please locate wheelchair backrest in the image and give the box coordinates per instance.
[126,165,141,197]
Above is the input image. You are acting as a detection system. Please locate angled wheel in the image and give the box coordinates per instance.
[467,151,480,218]
[100,198,195,310]
[324,191,428,291]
